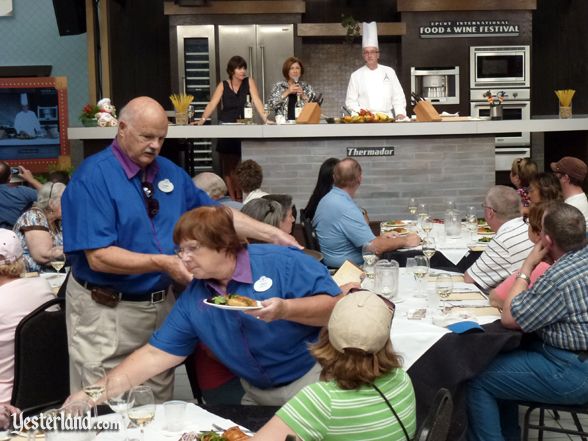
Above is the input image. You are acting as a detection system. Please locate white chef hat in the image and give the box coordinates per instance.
[20,93,28,106]
[362,22,379,49]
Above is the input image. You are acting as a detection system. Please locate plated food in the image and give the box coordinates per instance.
[203,294,262,311]
[478,236,492,243]
[382,220,408,227]
[477,226,494,235]
[180,426,250,441]
[340,109,394,123]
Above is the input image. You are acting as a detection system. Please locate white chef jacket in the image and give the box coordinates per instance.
[345,64,406,117]
[14,110,42,137]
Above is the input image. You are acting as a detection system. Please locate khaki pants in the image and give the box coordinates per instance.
[66,275,175,402]
[240,363,322,406]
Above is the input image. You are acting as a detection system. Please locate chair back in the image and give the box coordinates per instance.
[414,388,453,441]
[11,297,69,414]
[300,208,321,251]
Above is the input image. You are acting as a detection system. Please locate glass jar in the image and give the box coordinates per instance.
[374,259,399,299]
[444,209,461,237]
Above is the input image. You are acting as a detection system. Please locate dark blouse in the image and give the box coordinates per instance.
[219,77,251,123]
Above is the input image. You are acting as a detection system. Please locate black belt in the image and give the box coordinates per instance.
[74,275,167,304]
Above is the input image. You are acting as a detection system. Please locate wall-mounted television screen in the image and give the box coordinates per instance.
[0,76,69,172]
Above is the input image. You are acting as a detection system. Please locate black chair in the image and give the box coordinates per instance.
[11,297,69,415]
[521,402,588,441]
[299,208,321,251]
[414,388,453,441]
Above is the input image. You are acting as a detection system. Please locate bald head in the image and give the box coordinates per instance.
[334,158,362,189]
[193,172,227,199]
[117,97,169,168]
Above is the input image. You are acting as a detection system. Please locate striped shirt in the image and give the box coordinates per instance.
[511,244,588,351]
[277,369,416,441]
[467,217,534,290]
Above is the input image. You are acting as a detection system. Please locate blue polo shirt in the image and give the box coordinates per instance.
[0,184,37,228]
[61,142,214,294]
[149,244,341,389]
[313,187,375,268]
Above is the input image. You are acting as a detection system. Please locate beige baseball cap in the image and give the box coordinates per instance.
[328,290,394,354]
[0,228,23,265]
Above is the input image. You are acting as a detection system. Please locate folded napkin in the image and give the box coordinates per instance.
[446,292,486,301]
[448,306,500,316]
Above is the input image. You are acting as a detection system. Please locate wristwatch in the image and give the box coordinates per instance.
[516,272,531,284]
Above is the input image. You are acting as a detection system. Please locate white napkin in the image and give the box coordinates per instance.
[391,319,449,369]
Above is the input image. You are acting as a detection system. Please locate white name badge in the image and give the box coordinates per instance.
[254,276,273,292]
[158,179,174,193]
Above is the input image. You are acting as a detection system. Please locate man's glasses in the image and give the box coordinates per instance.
[480,203,496,212]
[363,50,379,56]
[141,181,159,218]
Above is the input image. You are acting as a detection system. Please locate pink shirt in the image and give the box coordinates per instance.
[0,277,54,402]
[493,262,551,301]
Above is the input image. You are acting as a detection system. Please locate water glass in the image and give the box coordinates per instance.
[374,259,399,299]
[163,401,187,432]
[407,255,428,298]
[444,209,461,237]
[436,273,454,313]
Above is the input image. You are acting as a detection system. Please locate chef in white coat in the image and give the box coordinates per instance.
[345,22,407,119]
[14,93,42,137]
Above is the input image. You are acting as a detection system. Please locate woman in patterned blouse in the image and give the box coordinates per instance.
[266,57,317,121]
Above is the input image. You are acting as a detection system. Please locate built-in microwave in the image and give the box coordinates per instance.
[470,45,530,89]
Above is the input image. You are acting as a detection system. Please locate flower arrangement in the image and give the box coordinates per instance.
[80,98,118,127]
[483,90,507,105]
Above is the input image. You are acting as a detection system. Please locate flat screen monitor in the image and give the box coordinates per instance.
[0,76,70,172]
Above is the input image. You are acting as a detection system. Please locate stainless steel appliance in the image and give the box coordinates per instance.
[218,25,294,102]
[470,45,530,89]
[411,67,460,104]
[494,147,531,171]
[470,88,531,146]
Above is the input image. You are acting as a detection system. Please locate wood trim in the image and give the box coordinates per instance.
[85,0,97,103]
[164,0,305,15]
[99,0,111,99]
[297,22,406,37]
[397,0,537,12]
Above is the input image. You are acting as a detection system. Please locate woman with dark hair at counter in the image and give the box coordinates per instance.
[303,157,339,222]
[266,57,316,121]
[196,55,267,199]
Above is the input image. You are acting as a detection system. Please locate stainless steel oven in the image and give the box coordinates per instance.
[470,88,530,146]
[470,45,530,89]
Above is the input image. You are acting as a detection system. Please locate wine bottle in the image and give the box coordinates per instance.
[244,94,253,123]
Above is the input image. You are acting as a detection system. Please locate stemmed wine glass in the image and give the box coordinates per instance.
[407,198,418,217]
[127,385,155,441]
[436,273,454,314]
[406,255,428,298]
[106,374,134,440]
[49,253,66,273]
[81,362,106,418]
[361,242,378,281]
[417,203,428,223]
[422,237,437,267]
[421,216,433,237]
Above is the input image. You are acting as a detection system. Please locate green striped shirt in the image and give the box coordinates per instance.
[276,369,416,441]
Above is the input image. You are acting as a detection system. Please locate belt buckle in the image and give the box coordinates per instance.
[150,290,166,304]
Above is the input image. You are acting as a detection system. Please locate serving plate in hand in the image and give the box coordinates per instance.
[203,299,262,311]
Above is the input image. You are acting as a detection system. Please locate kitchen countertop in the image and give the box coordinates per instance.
[68,116,588,140]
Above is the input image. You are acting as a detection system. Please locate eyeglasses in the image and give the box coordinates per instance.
[480,203,496,212]
[174,243,201,258]
[141,181,159,218]
[363,50,379,56]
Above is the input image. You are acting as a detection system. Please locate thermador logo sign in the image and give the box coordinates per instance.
[346,147,395,157]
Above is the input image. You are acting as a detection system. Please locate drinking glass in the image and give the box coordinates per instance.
[361,242,378,280]
[407,198,418,217]
[81,362,106,417]
[106,374,133,440]
[421,216,433,236]
[127,385,155,441]
[436,273,454,313]
[407,255,428,298]
[422,237,436,266]
[49,253,66,273]
[466,212,478,241]
[417,203,428,220]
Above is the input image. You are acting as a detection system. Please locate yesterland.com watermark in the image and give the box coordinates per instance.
[11,411,121,432]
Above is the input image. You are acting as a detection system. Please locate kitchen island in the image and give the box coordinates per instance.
[68,116,588,219]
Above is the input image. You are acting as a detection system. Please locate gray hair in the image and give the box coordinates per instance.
[241,198,283,228]
[36,182,66,212]
[485,185,521,221]
[543,202,587,252]
[193,172,227,199]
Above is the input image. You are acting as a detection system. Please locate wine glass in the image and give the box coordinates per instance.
[361,242,378,281]
[436,273,454,313]
[407,198,418,217]
[422,237,436,267]
[417,203,428,224]
[106,374,133,440]
[127,385,155,441]
[49,253,66,273]
[81,362,106,418]
[421,216,433,236]
[408,254,428,298]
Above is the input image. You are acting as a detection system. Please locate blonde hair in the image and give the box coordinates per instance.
[511,157,538,187]
[36,182,66,212]
[310,328,402,390]
[0,258,25,278]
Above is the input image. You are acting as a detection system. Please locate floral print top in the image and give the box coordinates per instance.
[517,186,531,208]
[266,80,317,119]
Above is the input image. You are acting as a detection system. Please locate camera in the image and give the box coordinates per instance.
[10,167,20,175]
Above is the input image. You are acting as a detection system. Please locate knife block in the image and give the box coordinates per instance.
[296,103,321,124]
[414,100,442,122]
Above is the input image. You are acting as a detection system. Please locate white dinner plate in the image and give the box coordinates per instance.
[220,122,245,125]
[202,299,262,311]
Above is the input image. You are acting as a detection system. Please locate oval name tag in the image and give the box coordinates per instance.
[253,276,273,292]
[158,179,174,193]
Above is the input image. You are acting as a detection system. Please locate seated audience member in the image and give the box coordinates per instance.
[66,206,341,406]
[0,162,42,229]
[235,160,268,204]
[0,229,54,403]
[468,202,588,441]
[313,158,420,268]
[464,186,534,290]
[193,172,242,210]
[13,182,65,272]
[509,157,538,212]
[263,194,297,233]
[488,203,550,309]
[303,157,340,222]
[551,156,588,223]
[528,172,563,207]
[242,197,294,236]
[252,291,417,441]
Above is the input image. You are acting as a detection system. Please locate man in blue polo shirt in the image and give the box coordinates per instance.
[0,162,42,229]
[313,158,420,268]
[61,96,298,401]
